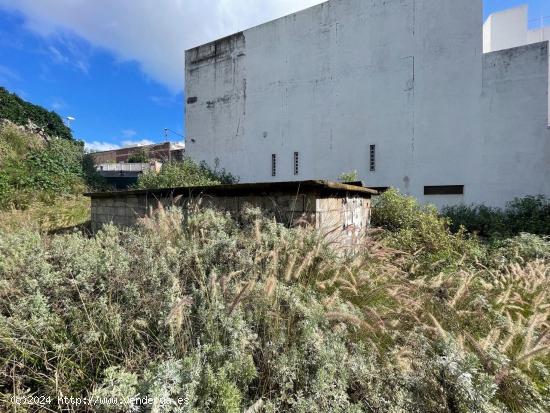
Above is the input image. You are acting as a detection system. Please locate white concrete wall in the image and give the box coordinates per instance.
[480,42,550,206]
[483,14,492,55]
[483,5,550,53]
[186,0,550,207]
[483,5,530,52]
[483,5,550,125]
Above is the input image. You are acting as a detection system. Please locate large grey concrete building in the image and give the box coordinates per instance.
[185,0,550,207]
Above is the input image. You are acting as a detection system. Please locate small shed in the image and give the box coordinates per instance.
[85,180,377,245]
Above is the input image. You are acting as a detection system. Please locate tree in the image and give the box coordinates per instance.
[135,157,237,189]
[127,148,150,163]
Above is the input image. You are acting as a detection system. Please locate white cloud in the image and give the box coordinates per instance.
[85,141,120,152]
[50,97,67,111]
[0,64,21,88]
[122,139,154,147]
[46,36,91,74]
[85,137,154,152]
[150,94,178,107]
[0,0,324,92]
[0,64,20,82]
[121,129,137,138]
[48,45,67,64]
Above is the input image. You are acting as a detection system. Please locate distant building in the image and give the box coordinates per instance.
[90,142,183,189]
[484,5,550,53]
[94,162,162,189]
[185,0,550,208]
[90,142,185,164]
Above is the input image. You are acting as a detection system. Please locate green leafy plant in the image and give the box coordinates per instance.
[338,170,359,182]
[0,123,106,210]
[135,157,237,189]
[443,196,550,238]
[371,188,482,272]
[127,147,150,163]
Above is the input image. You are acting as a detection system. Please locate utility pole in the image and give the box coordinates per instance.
[163,128,185,162]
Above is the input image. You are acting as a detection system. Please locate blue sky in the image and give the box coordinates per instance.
[0,10,184,151]
[485,0,550,26]
[0,0,549,151]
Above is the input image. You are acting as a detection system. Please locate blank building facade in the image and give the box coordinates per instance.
[185,0,550,207]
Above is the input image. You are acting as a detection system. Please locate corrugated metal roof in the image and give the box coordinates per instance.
[85,180,378,198]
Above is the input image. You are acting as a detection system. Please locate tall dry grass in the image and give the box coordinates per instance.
[0,195,90,233]
[0,201,548,411]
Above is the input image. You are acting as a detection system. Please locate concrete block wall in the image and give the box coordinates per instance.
[192,193,319,226]
[91,194,148,231]
[316,197,372,246]
[90,192,372,245]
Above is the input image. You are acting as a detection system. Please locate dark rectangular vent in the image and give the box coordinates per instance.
[187,97,198,104]
[271,154,277,177]
[369,145,376,172]
[424,185,464,195]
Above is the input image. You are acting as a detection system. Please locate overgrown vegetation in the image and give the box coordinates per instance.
[443,196,550,238]
[338,170,358,182]
[372,188,484,273]
[127,147,150,163]
[135,157,237,189]
[1,190,548,412]
[0,122,104,210]
[0,195,90,233]
[0,87,72,140]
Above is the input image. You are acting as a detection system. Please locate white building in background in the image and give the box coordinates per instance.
[483,5,550,53]
[483,4,550,126]
[185,0,550,208]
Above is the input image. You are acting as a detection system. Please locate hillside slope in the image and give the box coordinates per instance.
[0,121,86,208]
[0,90,104,230]
[0,87,72,140]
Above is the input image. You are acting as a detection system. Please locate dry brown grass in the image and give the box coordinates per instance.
[0,195,90,233]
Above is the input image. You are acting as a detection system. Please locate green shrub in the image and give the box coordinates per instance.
[505,196,550,235]
[24,139,84,190]
[443,204,506,236]
[0,138,85,209]
[0,122,41,163]
[488,233,550,266]
[127,147,150,163]
[443,196,550,238]
[0,91,105,214]
[338,170,358,182]
[371,188,483,271]
[135,157,237,189]
[371,188,427,231]
[0,124,105,210]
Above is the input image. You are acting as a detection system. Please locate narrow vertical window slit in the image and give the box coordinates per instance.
[272,154,277,177]
[370,145,376,172]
